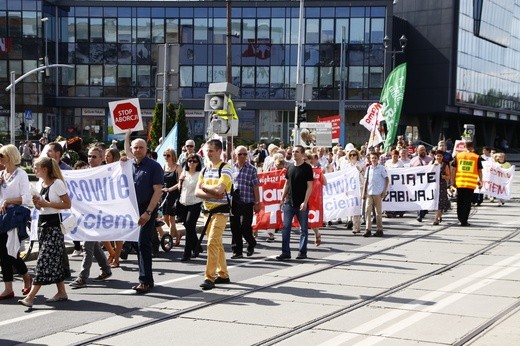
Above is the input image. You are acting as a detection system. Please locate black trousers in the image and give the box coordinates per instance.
[457,188,474,225]
[230,202,256,255]
[0,233,28,282]
[182,202,202,258]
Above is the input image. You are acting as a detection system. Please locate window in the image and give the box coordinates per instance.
[76,18,88,41]
[91,18,103,42]
[104,18,117,42]
[137,18,151,43]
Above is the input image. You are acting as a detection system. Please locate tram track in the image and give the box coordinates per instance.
[68,220,520,346]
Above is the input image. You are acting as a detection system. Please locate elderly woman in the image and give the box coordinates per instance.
[0,144,32,301]
[18,157,71,307]
[494,152,511,206]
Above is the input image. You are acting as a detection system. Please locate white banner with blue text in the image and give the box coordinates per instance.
[322,167,362,221]
[31,160,141,241]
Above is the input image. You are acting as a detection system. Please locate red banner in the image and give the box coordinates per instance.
[318,115,341,143]
[253,168,323,230]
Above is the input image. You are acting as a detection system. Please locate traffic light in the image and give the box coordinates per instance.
[39,57,49,76]
[297,107,307,125]
[204,93,229,112]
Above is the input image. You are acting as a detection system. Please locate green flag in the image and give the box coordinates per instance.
[381,63,407,149]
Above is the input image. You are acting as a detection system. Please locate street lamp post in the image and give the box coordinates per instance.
[383,34,408,70]
[41,17,49,75]
[293,0,305,145]
[338,26,347,147]
[6,64,74,145]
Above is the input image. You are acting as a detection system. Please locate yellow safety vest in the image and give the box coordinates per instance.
[455,151,479,189]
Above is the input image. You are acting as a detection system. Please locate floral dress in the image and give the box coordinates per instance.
[35,184,65,285]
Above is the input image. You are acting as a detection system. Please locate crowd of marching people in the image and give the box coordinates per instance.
[0,132,513,306]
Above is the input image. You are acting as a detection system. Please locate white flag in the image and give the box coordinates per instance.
[360,103,385,146]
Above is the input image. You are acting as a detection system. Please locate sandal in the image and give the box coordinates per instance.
[110,261,120,268]
[315,234,321,246]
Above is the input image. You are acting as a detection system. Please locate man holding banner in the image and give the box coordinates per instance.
[124,131,164,293]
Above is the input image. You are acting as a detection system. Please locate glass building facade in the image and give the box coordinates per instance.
[456,0,520,112]
[0,0,391,144]
[394,0,520,147]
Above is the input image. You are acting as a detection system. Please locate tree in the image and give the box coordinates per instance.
[149,102,176,150]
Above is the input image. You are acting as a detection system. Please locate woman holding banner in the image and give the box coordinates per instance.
[493,152,511,207]
[103,148,124,268]
[307,151,327,246]
[344,149,365,233]
[18,156,71,307]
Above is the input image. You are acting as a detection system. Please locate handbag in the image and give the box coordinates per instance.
[60,213,77,234]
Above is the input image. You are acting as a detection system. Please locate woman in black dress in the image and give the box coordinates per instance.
[161,148,183,246]
[432,150,450,225]
[18,157,71,308]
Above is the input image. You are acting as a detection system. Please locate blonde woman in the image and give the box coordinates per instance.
[0,145,32,301]
[18,157,71,307]
[161,148,183,245]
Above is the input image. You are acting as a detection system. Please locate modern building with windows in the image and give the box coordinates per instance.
[0,0,393,146]
[394,0,520,148]
[2,0,517,149]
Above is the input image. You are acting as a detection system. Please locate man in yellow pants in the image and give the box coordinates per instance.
[195,139,233,290]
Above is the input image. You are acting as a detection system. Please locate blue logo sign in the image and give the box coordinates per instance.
[24,110,33,120]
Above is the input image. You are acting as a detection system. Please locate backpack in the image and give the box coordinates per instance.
[201,162,235,214]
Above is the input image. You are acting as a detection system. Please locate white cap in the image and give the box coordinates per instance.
[345,143,355,151]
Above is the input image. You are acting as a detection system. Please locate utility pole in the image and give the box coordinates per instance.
[339,26,346,147]
[293,0,305,146]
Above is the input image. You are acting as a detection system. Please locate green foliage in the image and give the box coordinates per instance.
[150,102,177,150]
[19,165,34,174]
[64,150,80,167]
[176,103,189,153]
[149,103,163,150]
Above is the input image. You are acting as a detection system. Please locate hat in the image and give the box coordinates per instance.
[345,143,355,151]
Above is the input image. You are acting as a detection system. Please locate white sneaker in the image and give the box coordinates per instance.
[71,250,83,257]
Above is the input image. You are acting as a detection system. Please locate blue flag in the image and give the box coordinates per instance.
[156,123,178,166]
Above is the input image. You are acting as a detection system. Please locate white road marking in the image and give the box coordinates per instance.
[0,310,54,327]
[319,253,520,346]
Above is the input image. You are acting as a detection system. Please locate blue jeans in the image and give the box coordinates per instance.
[281,203,309,256]
[137,210,157,286]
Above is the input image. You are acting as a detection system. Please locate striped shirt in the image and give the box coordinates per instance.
[198,161,233,210]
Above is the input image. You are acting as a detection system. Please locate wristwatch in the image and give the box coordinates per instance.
[145,210,152,215]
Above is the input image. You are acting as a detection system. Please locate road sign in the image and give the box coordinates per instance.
[24,110,33,120]
[108,98,143,134]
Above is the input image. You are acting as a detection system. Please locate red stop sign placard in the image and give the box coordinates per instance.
[113,102,139,130]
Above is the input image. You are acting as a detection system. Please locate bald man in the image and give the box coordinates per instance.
[123,132,164,293]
